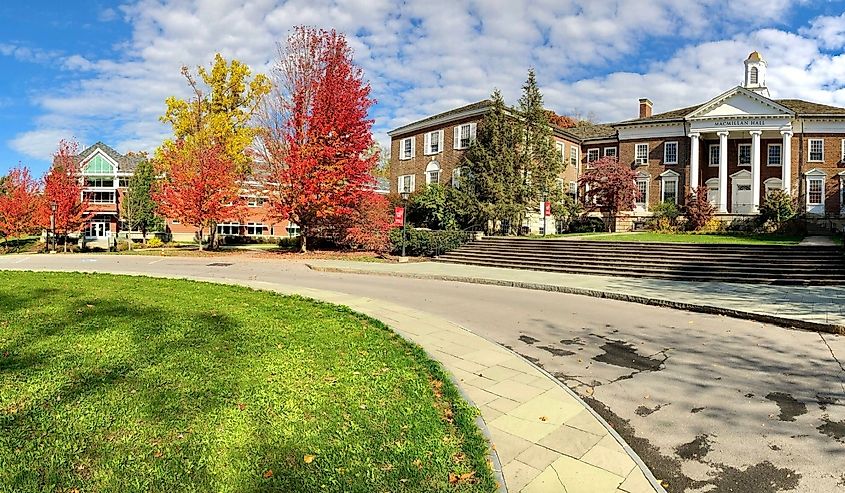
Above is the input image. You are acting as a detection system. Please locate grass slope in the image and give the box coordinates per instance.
[0,272,494,493]
[577,232,806,245]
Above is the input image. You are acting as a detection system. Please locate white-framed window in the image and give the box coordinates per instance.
[840,174,845,214]
[663,141,678,165]
[555,178,565,193]
[635,143,649,165]
[245,223,265,236]
[425,161,441,185]
[568,181,578,198]
[840,139,845,162]
[424,130,444,155]
[705,178,719,206]
[217,223,240,236]
[246,196,266,208]
[709,144,720,167]
[453,123,477,149]
[809,139,824,162]
[556,142,565,159]
[659,171,680,204]
[83,191,115,204]
[86,177,114,188]
[750,67,759,84]
[398,174,415,193]
[738,143,751,166]
[587,148,600,163]
[635,175,649,208]
[118,177,130,188]
[451,167,462,188]
[808,178,824,205]
[569,147,578,169]
[604,147,617,158]
[767,144,782,166]
[171,219,180,225]
[400,137,415,160]
[763,178,783,196]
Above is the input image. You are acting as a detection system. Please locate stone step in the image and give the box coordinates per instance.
[477,238,842,253]
[458,245,842,262]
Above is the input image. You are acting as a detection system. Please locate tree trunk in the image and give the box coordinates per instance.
[209,221,218,250]
[198,228,204,251]
[142,229,147,245]
[63,231,68,253]
[299,232,307,253]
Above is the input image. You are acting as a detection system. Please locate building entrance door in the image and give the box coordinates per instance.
[87,222,108,238]
[732,180,753,214]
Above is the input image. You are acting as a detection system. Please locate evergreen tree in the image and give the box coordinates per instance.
[122,159,161,245]
[518,68,565,211]
[462,90,524,234]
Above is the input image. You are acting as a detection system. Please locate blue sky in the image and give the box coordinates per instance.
[2,0,845,176]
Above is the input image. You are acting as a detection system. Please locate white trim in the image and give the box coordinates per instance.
[635,171,650,211]
[587,148,600,163]
[424,129,444,155]
[451,167,462,188]
[634,143,648,165]
[705,178,720,206]
[685,85,795,119]
[453,123,476,150]
[80,149,119,176]
[663,141,678,165]
[399,137,415,160]
[659,171,679,204]
[425,161,441,185]
[603,146,617,157]
[841,139,845,163]
[808,138,824,162]
[805,168,827,214]
[737,143,751,167]
[767,143,782,166]
[708,144,720,167]
[839,172,845,216]
[763,177,783,195]
[397,174,416,193]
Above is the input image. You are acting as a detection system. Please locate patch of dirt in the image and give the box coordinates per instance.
[817,417,845,442]
[765,392,808,422]
[518,335,539,345]
[537,345,575,357]
[691,407,705,413]
[592,339,665,372]
[676,434,712,461]
[636,404,666,417]
[706,461,800,493]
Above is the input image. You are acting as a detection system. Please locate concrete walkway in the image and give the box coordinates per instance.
[0,260,663,493]
[799,235,840,246]
[306,260,845,333]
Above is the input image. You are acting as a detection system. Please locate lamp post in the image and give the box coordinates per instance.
[49,201,57,253]
[400,191,410,258]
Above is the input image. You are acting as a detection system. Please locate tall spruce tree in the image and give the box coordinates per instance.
[121,159,160,245]
[518,68,565,211]
[462,90,524,233]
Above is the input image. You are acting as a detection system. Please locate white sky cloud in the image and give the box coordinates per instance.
[7,0,845,162]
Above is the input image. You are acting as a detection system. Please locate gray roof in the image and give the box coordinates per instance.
[560,123,618,141]
[388,100,492,136]
[75,141,145,173]
[618,99,845,125]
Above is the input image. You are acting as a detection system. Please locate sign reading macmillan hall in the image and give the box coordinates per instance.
[713,119,767,127]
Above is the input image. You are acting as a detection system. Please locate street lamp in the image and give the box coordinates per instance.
[400,191,410,258]
[49,201,57,253]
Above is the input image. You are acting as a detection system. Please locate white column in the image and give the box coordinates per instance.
[718,131,729,213]
[781,130,793,195]
[689,132,700,191]
[750,130,762,212]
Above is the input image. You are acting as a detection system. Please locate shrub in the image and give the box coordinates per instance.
[278,236,299,250]
[567,216,606,233]
[389,227,471,257]
[341,193,393,252]
[759,189,796,230]
[649,201,681,232]
[684,187,715,231]
[407,184,478,230]
[146,236,164,248]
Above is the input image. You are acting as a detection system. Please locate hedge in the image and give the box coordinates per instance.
[389,228,472,257]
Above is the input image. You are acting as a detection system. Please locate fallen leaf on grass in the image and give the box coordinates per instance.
[304,454,316,464]
[153,450,163,458]
[237,402,246,411]
[263,469,273,478]
[412,459,423,469]
[448,471,477,484]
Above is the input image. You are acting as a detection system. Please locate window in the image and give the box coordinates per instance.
[83,191,115,204]
[569,147,578,168]
[750,67,758,84]
[587,148,600,163]
[764,178,783,196]
[245,223,265,236]
[246,197,266,208]
[82,154,115,174]
[171,219,180,225]
[425,161,441,185]
[840,176,845,214]
[768,144,782,166]
[86,177,114,188]
[217,223,240,235]
[661,179,678,204]
[556,142,565,159]
[841,139,845,162]
[635,143,648,165]
[454,123,477,149]
[398,174,415,193]
[425,130,443,155]
[555,178,565,193]
[635,178,648,207]
[709,144,720,167]
[604,147,617,158]
[400,137,414,160]
[118,178,130,188]
[808,178,824,205]
[663,141,678,165]
[568,181,578,197]
[738,143,751,166]
[286,223,301,237]
[451,167,462,188]
[809,139,824,162]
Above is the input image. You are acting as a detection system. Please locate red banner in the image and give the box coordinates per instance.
[394,206,405,226]
[544,201,551,217]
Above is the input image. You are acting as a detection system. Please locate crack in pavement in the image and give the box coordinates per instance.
[819,332,845,394]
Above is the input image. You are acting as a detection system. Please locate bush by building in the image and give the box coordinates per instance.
[389,227,472,257]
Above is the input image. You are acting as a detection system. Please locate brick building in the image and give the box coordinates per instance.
[74,142,294,246]
[388,52,845,230]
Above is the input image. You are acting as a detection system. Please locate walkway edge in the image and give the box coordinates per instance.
[306,264,845,336]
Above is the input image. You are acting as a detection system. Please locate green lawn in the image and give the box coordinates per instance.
[0,272,493,492]
[577,232,806,245]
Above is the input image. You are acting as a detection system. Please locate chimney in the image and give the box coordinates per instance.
[639,98,653,119]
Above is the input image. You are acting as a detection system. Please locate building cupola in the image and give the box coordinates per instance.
[743,51,769,97]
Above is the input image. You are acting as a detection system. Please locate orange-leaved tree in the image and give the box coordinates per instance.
[41,140,89,252]
[0,165,42,250]
[255,26,376,253]
[153,142,243,250]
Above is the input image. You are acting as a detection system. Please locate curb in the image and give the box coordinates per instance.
[306,264,845,336]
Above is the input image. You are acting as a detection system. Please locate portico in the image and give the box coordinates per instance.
[686,86,795,214]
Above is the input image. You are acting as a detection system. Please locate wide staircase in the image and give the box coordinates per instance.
[435,237,845,285]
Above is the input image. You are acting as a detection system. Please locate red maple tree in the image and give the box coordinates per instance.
[41,140,90,252]
[578,156,638,216]
[0,165,42,250]
[153,142,243,250]
[256,26,376,252]
[341,192,393,252]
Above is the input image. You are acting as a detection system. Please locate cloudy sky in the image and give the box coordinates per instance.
[2,0,845,175]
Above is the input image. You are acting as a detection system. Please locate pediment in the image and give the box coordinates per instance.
[687,86,794,119]
[81,149,118,174]
[730,169,752,179]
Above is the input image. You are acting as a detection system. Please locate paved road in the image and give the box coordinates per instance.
[2,254,844,493]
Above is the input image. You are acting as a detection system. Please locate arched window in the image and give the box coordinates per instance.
[750,67,759,84]
[425,161,441,185]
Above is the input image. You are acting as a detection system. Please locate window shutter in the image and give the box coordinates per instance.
[439,130,445,151]
[454,126,461,149]
[470,123,477,141]
[424,132,430,155]
[410,138,416,158]
[397,176,402,192]
[410,174,416,192]
[841,139,844,162]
